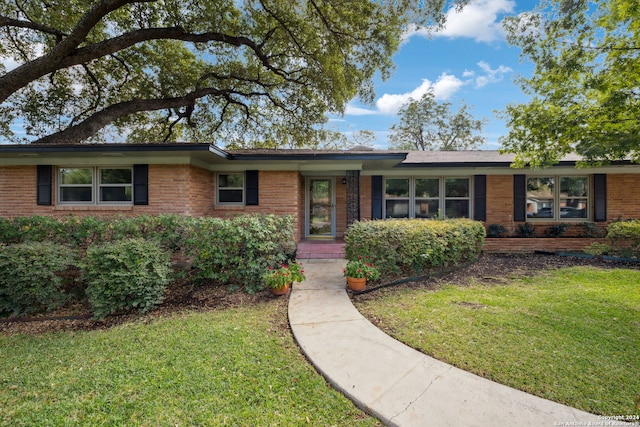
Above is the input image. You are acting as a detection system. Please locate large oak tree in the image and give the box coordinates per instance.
[500,0,640,167]
[0,0,467,146]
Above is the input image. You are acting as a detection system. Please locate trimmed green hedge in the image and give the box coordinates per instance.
[0,214,297,317]
[83,239,172,319]
[606,219,640,258]
[0,242,78,316]
[345,219,485,279]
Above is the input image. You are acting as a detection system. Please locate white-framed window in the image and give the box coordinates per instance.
[526,176,589,220]
[384,177,471,219]
[217,173,245,204]
[58,167,133,204]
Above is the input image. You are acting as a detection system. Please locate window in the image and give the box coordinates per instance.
[217,173,244,204]
[58,167,133,204]
[527,176,588,220]
[384,177,471,219]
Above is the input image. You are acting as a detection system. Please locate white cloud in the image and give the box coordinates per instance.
[471,61,513,88]
[375,73,463,115]
[344,104,378,116]
[405,0,515,44]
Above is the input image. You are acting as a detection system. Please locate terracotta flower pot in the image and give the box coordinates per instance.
[346,276,366,291]
[270,283,291,296]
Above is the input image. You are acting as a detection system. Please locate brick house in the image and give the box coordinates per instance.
[1,143,638,253]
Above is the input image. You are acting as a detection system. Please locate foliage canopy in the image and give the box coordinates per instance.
[388,90,486,151]
[0,0,468,146]
[500,0,640,167]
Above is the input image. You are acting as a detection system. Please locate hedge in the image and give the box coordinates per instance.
[606,219,640,258]
[0,242,78,316]
[344,219,486,279]
[83,238,172,319]
[0,214,297,316]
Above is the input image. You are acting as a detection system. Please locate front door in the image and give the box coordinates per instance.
[306,177,335,238]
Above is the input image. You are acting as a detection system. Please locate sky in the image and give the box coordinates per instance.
[333,0,541,150]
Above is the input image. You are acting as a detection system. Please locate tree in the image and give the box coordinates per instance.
[500,0,640,167]
[388,90,486,151]
[0,0,468,146]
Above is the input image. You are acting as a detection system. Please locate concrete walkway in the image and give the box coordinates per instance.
[289,259,604,427]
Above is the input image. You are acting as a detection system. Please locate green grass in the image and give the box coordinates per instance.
[0,303,381,427]
[354,267,640,416]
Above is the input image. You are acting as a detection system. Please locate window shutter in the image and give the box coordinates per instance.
[133,164,149,205]
[371,176,383,220]
[246,170,259,205]
[593,174,607,222]
[473,175,486,221]
[36,165,52,206]
[513,174,526,222]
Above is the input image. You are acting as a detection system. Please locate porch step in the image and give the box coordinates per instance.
[296,240,345,259]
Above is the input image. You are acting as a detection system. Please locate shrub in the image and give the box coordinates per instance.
[185,215,296,293]
[344,219,485,279]
[0,242,78,316]
[580,222,606,238]
[584,242,611,256]
[606,219,640,258]
[486,224,506,238]
[83,238,172,319]
[545,223,569,238]
[516,223,536,238]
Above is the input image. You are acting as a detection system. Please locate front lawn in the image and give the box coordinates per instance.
[0,302,381,426]
[354,266,640,416]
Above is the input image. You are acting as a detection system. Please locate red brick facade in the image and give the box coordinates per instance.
[1,162,638,250]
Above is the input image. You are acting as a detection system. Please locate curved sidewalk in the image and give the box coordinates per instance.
[289,259,603,427]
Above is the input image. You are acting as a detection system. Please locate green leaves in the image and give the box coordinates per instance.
[501,0,640,167]
[345,219,485,279]
[0,0,467,145]
[388,89,486,151]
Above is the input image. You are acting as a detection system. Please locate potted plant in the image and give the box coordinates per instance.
[263,260,305,296]
[343,257,380,291]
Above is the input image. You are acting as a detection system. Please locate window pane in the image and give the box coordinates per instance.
[415,200,439,218]
[527,177,554,218]
[560,203,587,218]
[100,186,132,202]
[445,178,469,197]
[385,200,409,218]
[219,173,243,188]
[560,177,588,197]
[415,179,439,198]
[61,187,92,202]
[445,200,469,218]
[60,168,92,185]
[385,178,409,198]
[219,189,243,203]
[101,169,132,184]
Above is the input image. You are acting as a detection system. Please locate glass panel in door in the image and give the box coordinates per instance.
[308,178,334,237]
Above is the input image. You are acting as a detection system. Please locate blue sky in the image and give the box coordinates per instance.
[333,0,541,150]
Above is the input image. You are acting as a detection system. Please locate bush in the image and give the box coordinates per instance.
[344,219,485,279]
[584,242,611,256]
[545,223,569,237]
[185,215,296,293]
[0,242,78,316]
[486,224,506,238]
[606,219,640,258]
[83,238,172,319]
[516,223,536,238]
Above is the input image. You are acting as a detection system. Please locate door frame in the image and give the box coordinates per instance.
[304,176,336,239]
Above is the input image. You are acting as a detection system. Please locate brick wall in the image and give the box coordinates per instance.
[485,175,516,233]
[608,174,640,220]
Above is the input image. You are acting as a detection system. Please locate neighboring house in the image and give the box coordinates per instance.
[1,143,638,252]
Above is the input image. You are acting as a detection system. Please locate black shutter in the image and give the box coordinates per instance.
[36,165,52,206]
[371,176,383,220]
[513,174,526,222]
[133,164,149,205]
[473,175,486,221]
[593,174,607,222]
[246,170,259,205]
